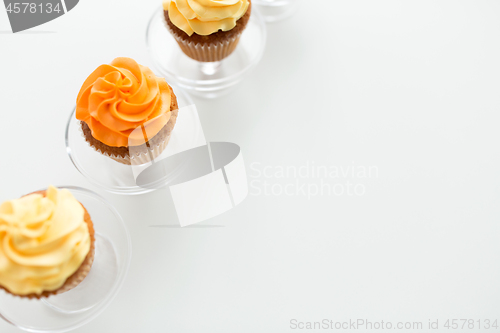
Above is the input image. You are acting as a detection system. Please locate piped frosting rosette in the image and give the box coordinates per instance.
[76,57,178,165]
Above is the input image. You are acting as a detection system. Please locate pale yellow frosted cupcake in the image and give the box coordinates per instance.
[163,0,252,62]
[0,186,95,299]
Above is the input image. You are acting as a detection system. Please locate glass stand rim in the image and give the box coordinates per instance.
[253,0,300,23]
[64,110,152,195]
[253,0,295,7]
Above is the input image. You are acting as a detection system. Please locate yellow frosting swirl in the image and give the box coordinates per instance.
[163,0,250,36]
[0,186,91,296]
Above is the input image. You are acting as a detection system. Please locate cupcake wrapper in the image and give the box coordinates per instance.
[53,222,95,296]
[48,199,96,297]
[79,121,171,166]
[165,21,242,62]
[54,253,94,294]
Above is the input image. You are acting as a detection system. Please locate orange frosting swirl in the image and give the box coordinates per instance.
[76,57,172,147]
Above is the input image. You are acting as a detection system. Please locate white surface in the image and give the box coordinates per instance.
[1,0,500,332]
[171,169,232,227]
[225,151,248,206]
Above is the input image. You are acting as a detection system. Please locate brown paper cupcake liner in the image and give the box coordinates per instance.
[165,20,243,62]
[0,190,96,299]
[79,123,171,166]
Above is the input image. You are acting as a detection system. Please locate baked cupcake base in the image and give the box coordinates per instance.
[164,0,252,62]
[0,190,95,299]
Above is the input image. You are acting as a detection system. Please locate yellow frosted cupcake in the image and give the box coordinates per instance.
[0,186,95,299]
[163,0,252,62]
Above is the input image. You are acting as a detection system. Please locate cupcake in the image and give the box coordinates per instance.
[163,0,252,62]
[0,186,95,299]
[76,57,179,165]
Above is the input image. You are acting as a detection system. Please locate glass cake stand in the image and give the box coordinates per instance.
[146,7,267,98]
[253,0,300,22]
[0,186,131,333]
[65,85,198,195]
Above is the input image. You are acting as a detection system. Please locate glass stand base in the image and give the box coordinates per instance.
[146,7,267,99]
[253,0,300,22]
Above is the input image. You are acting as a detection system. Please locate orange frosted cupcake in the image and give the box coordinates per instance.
[0,186,95,299]
[163,0,252,62]
[76,57,178,165]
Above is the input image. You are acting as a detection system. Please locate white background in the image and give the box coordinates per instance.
[1,0,500,332]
